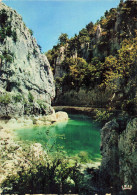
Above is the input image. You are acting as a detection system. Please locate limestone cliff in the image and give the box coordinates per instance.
[119,118,137,189]
[0,3,55,117]
[100,118,137,192]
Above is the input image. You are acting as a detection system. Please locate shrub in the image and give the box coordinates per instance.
[13,94,22,103]
[0,54,4,61]
[121,98,137,115]
[78,151,90,163]
[27,52,31,61]
[0,93,12,104]
[12,30,17,42]
[28,92,34,102]
[1,155,83,194]
[5,26,12,36]
[29,28,33,36]
[33,48,37,56]
[37,99,47,110]
[95,109,113,123]
[0,10,17,43]
[0,9,8,25]
[5,54,13,63]
[1,50,15,63]
[38,44,42,52]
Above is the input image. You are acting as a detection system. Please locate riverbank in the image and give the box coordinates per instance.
[0,111,102,193]
[0,111,69,129]
[0,111,69,188]
[0,124,48,190]
[0,120,100,194]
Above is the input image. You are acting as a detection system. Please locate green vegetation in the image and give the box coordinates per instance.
[4,53,13,63]
[27,52,31,61]
[37,99,48,110]
[58,33,68,45]
[95,109,113,123]
[1,1,137,194]
[0,93,12,104]
[0,91,35,105]
[1,114,102,194]
[46,0,137,114]
[13,93,23,103]
[0,50,15,63]
[28,28,33,36]
[104,37,137,90]
[0,9,17,43]
[0,93,24,104]
[28,92,34,102]
[38,44,42,52]
[33,48,37,56]
[12,30,17,42]
[2,149,83,194]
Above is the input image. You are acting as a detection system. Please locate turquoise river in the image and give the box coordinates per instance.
[16,114,101,163]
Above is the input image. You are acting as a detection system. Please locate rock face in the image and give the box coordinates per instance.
[0,3,55,117]
[119,118,137,189]
[100,118,137,192]
[100,120,120,188]
[54,46,66,78]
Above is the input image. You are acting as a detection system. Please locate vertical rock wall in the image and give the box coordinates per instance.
[100,118,137,192]
[0,3,55,117]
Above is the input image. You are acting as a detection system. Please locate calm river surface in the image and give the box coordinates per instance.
[16,114,101,162]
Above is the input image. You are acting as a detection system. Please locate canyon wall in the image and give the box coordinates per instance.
[0,3,55,117]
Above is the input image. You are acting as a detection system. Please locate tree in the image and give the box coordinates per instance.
[86,22,93,33]
[69,57,88,89]
[58,33,68,45]
[103,37,137,90]
[78,28,90,43]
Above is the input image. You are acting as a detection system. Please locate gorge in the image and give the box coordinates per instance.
[0,0,137,194]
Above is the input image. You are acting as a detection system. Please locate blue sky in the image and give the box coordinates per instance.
[3,0,120,52]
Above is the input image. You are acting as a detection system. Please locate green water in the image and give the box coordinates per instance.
[16,114,101,162]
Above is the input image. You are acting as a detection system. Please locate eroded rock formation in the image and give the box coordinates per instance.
[100,118,137,192]
[0,3,55,117]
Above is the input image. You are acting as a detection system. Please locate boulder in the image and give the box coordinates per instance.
[55,111,69,122]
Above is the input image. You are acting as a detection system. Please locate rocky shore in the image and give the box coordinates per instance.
[0,110,101,194]
[1,111,68,129]
[0,111,68,191]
